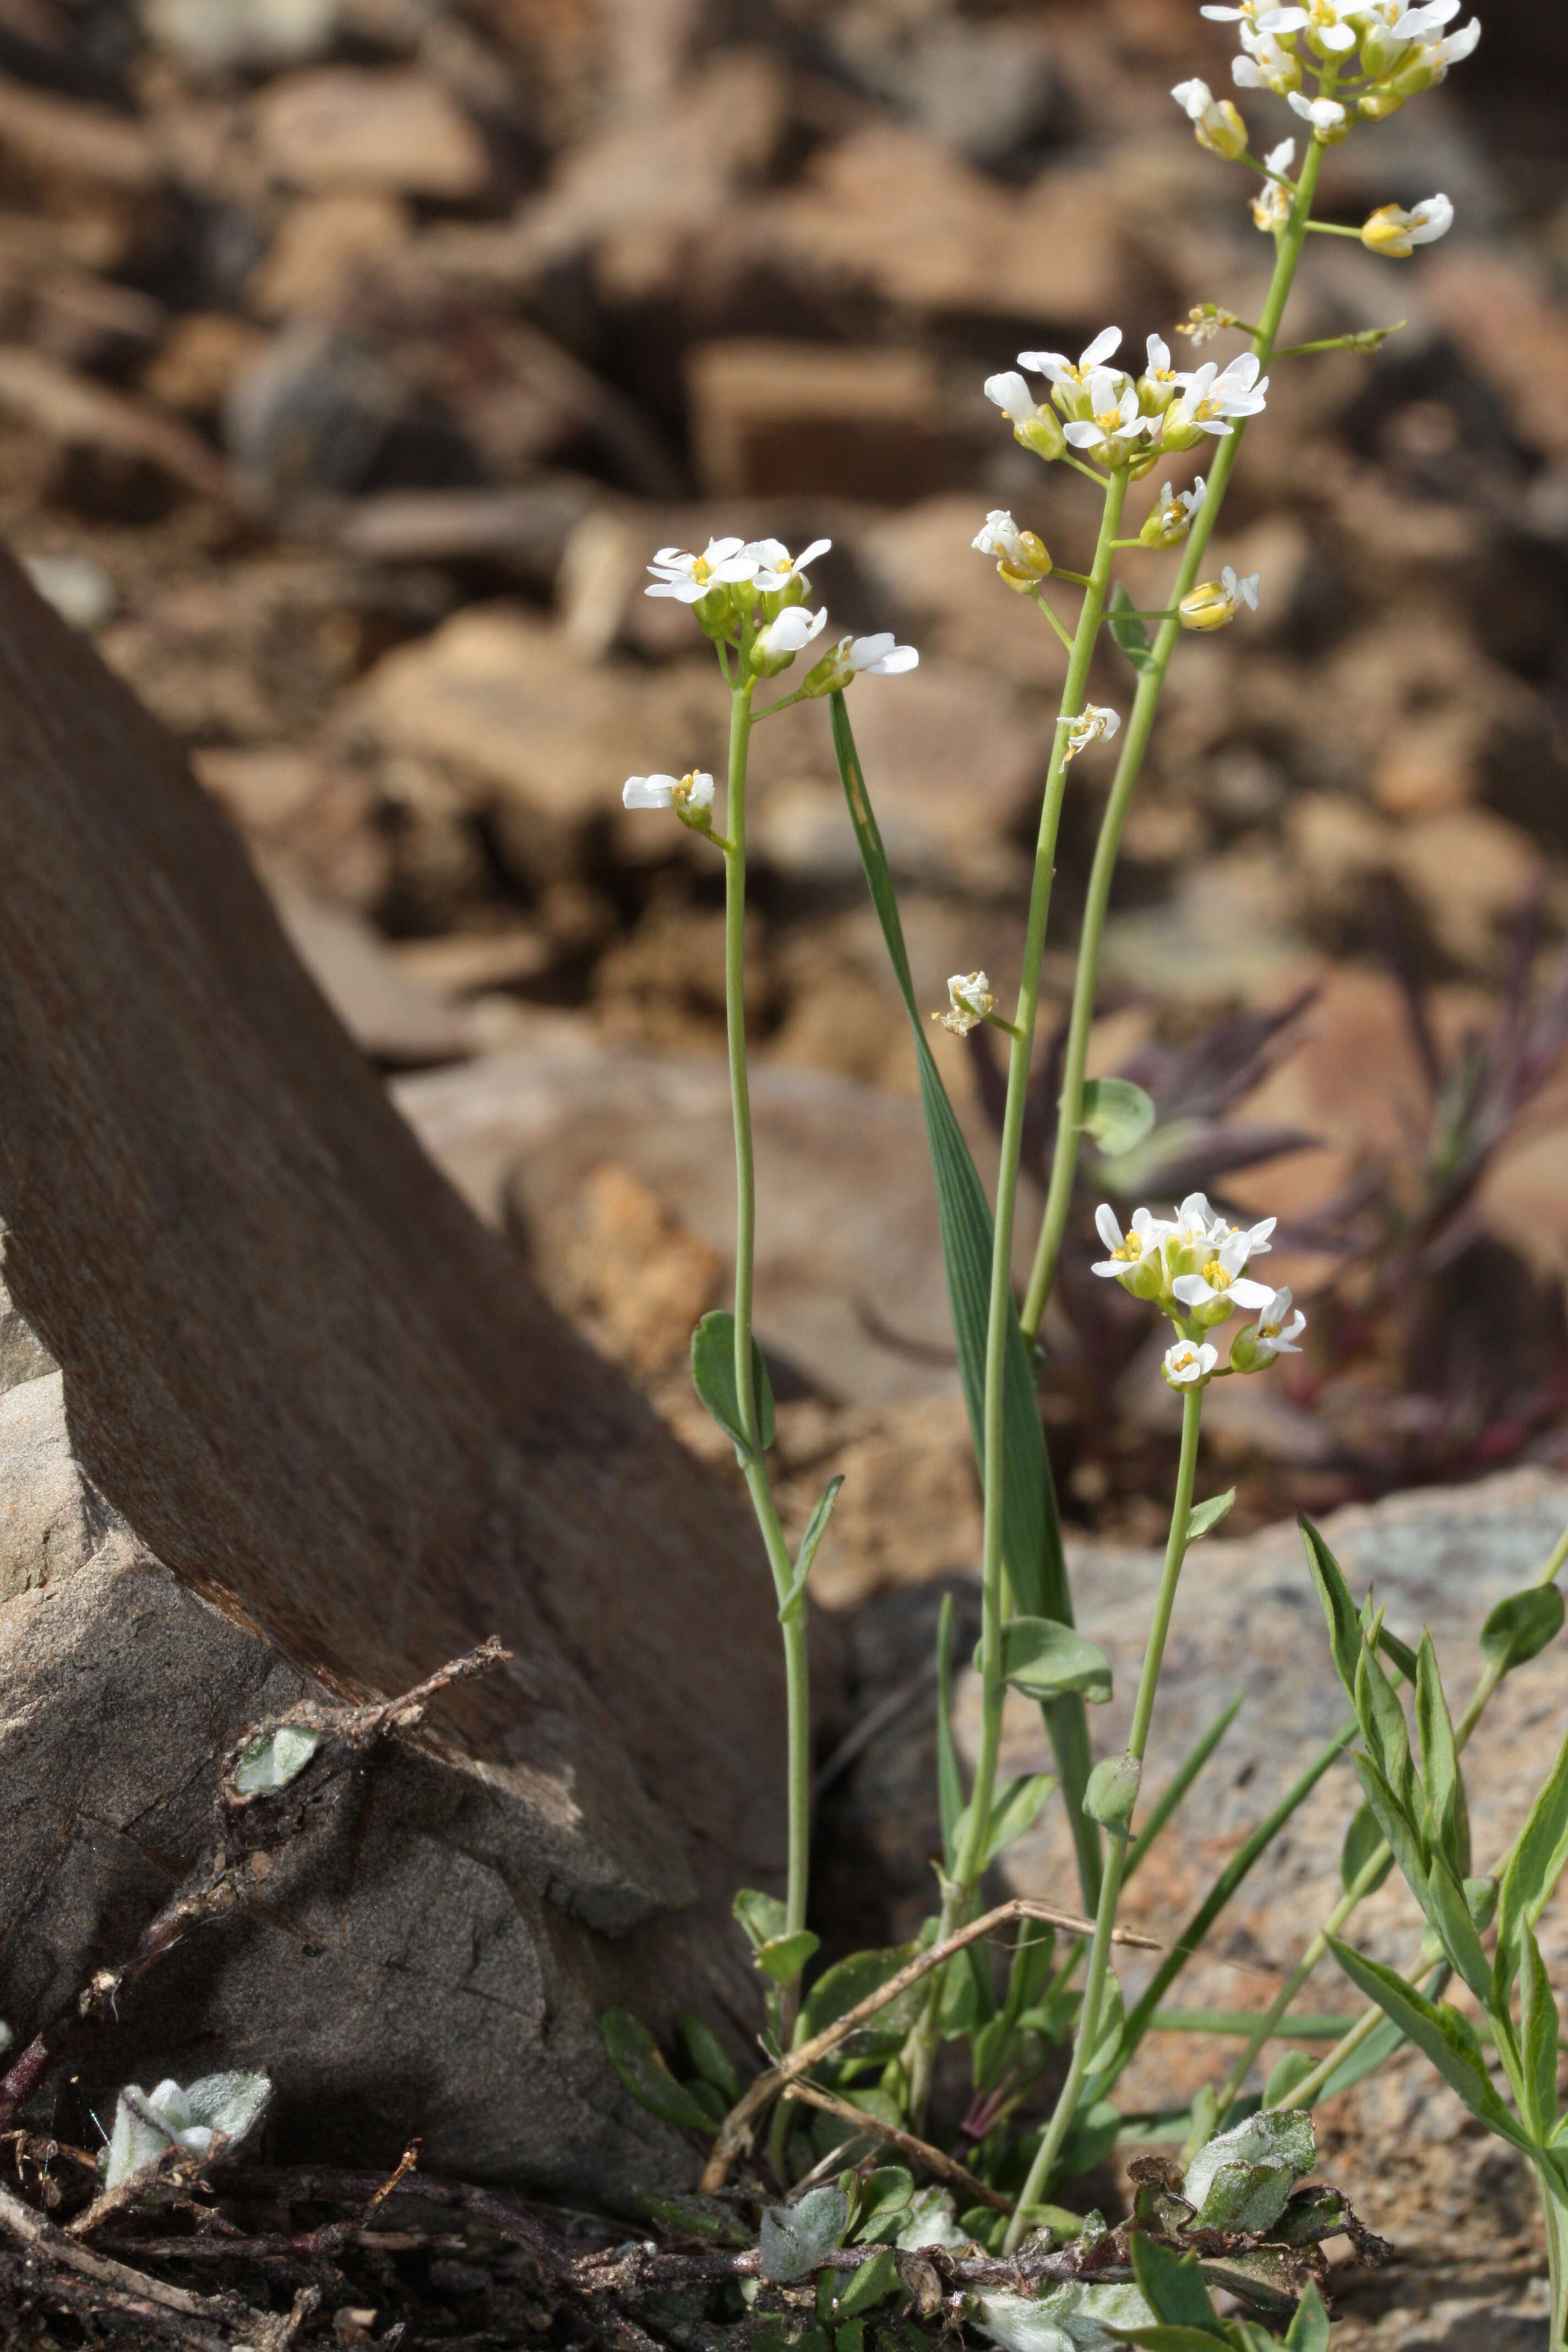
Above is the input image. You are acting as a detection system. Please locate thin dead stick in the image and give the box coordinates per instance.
[781,2081,1009,2211]
[0,2175,261,2340]
[699,1896,1159,2191]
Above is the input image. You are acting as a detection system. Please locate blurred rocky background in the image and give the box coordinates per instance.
[2,0,1567,2328]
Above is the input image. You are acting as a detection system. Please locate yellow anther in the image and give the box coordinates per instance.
[1201,1256,1233,1290]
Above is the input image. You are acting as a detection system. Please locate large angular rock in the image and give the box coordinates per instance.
[0,547,795,2201]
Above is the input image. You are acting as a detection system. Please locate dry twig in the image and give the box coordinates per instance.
[780,2081,1009,2212]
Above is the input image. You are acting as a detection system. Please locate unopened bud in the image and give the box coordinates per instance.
[1085,1752,1142,1837]
[1358,88,1406,119]
[1162,408,1208,455]
[1019,407,1067,460]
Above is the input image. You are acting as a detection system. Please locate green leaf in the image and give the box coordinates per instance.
[733,1887,788,1951]
[1416,1632,1462,1871]
[1352,1629,1412,1797]
[1480,1585,1566,1679]
[1080,1076,1156,1157]
[1426,1855,1493,2003]
[1340,1801,1392,1897]
[1184,1490,1236,1544]
[1521,1925,1560,2143]
[852,2167,913,2242]
[674,2012,741,2105]
[834,2246,901,2320]
[231,1724,321,1796]
[1108,580,1156,674]
[1284,2284,1331,2352]
[1325,1939,1533,2150]
[953,1773,1056,1873]
[599,2010,717,2135]
[760,2186,850,2284]
[936,1593,963,1873]
[1129,2234,1222,2332]
[1262,2050,1317,2108]
[690,1309,775,1458]
[1000,1618,1113,1703]
[1497,1726,1568,1997]
[1375,1623,1420,1684]
[801,1945,919,2054]
[756,1930,820,1986]
[1298,1515,1360,1701]
[637,2190,753,2246]
[1182,2109,1314,2236]
[831,689,1097,1908]
[780,1476,843,1622]
[1102,2332,1230,2350]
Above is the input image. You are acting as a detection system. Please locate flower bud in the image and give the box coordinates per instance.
[1162,407,1208,455]
[998,533,1052,591]
[1359,21,1404,77]
[1229,1321,1267,1373]
[1020,406,1068,459]
[1180,580,1235,630]
[1358,86,1406,118]
[1085,1752,1142,1837]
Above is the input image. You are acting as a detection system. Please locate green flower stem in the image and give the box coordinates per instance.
[723,674,812,1956]
[1003,1380,1204,2253]
[1019,132,1329,1343]
[903,468,1128,2131]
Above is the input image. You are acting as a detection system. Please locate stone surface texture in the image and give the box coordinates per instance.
[0,549,794,2201]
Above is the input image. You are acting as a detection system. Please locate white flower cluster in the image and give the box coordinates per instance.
[937,971,996,1037]
[624,535,916,834]
[1186,0,1479,138]
[1091,1190,1305,1389]
[984,329,1268,473]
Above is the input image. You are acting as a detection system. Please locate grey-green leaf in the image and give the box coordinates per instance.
[760,2186,851,2283]
[102,2072,272,2193]
[1298,1514,1360,1700]
[1522,1925,1560,2144]
[1340,1801,1392,1897]
[781,1476,843,1621]
[755,1929,820,1985]
[1080,1077,1156,1158]
[1284,2283,1331,2352]
[1000,1618,1113,1703]
[600,2011,717,2135]
[1184,1490,1235,1544]
[1182,2109,1314,2231]
[1326,1939,1533,2150]
[690,1310,775,1458]
[1480,1586,1566,1679]
[1497,1725,1568,1997]
[231,1724,322,1796]
[1108,581,1156,674]
[733,1887,788,1952]
[1129,2233,1222,2332]
[830,690,1098,1909]
[1415,1632,1462,1871]
[802,1945,919,2052]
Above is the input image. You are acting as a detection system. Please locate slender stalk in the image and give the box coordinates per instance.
[904,469,1129,2128]
[1020,134,1329,1342]
[722,676,812,1951]
[1003,1383,1204,2251]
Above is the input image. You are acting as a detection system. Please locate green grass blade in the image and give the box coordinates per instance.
[830,689,1099,1904]
[1125,1694,1244,1884]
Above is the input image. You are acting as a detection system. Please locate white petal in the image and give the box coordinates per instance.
[687,772,716,808]
[985,371,1034,424]
[1063,421,1106,448]
[1319,19,1357,44]
[848,632,895,668]
[1408,194,1454,243]
[1172,1273,1215,1306]
[1095,1202,1125,1253]
[1229,1278,1278,1309]
[1171,78,1213,117]
[704,536,745,562]
[1265,138,1297,171]
[1090,1259,1128,1279]
[796,537,832,568]
[868,644,918,674]
[1081,325,1123,369]
[1146,333,1170,373]
[623,775,676,808]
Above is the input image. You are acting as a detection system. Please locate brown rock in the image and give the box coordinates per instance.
[249,192,410,319]
[254,68,489,200]
[685,341,968,504]
[0,549,794,2196]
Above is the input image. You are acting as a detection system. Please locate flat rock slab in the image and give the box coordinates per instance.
[0,547,794,2199]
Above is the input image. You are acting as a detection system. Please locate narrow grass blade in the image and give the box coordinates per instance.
[831,689,1098,1902]
[1125,1694,1244,1884]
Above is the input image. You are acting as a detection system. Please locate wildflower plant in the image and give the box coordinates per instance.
[602,6,1568,2346]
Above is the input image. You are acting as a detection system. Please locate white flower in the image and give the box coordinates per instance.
[1058,703,1121,761]
[1091,1203,1169,1279]
[645,536,755,603]
[1385,0,1462,29]
[1212,1211,1278,1257]
[1167,352,1270,438]
[984,371,1066,457]
[1173,1228,1277,1316]
[754,605,827,662]
[938,971,995,1037]
[1411,11,1480,63]
[1250,138,1297,228]
[1170,77,1249,157]
[1361,193,1454,254]
[1164,1338,1220,1388]
[1141,476,1206,547]
[1261,0,1368,50]
[1179,565,1261,630]
[1287,90,1349,136]
[844,631,918,676]
[1252,1286,1308,1356]
[1139,334,1180,413]
[1200,0,1270,17]
[1016,326,1123,389]
[1063,370,1151,460]
[623,769,715,812]
[973,509,1053,585]
[743,536,831,592]
[1233,24,1302,90]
